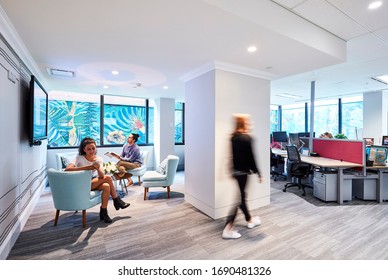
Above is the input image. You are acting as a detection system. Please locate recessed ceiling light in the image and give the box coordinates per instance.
[163,86,168,90]
[103,85,109,89]
[372,75,388,84]
[112,70,119,75]
[247,46,257,53]
[369,1,382,9]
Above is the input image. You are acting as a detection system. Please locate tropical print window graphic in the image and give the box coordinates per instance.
[48,97,182,147]
[48,100,149,147]
[48,100,100,147]
[104,104,146,145]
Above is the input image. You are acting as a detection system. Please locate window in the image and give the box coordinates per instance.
[175,102,184,144]
[103,96,146,145]
[48,91,100,147]
[313,99,338,137]
[148,99,154,144]
[342,95,363,139]
[270,105,279,133]
[48,93,157,147]
[272,95,363,140]
[282,103,305,133]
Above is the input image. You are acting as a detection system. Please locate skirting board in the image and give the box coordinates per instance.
[185,193,270,220]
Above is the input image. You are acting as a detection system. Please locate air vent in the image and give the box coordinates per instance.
[46,68,76,78]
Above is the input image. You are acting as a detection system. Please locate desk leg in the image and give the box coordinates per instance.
[337,168,344,204]
[377,170,383,203]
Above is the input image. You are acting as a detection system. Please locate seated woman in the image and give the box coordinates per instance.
[65,137,130,223]
[111,133,143,187]
[319,132,333,138]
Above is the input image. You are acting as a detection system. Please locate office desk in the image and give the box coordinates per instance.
[271,148,287,157]
[300,156,363,204]
[366,165,388,203]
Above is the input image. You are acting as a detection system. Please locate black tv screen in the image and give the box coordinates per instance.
[30,75,48,145]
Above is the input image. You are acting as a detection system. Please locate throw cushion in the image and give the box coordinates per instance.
[61,156,70,169]
[156,158,168,175]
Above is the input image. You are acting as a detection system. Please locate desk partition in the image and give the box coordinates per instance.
[312,138,364,165]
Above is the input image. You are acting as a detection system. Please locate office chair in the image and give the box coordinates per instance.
[283,145,312,196]
[270,148,286,181]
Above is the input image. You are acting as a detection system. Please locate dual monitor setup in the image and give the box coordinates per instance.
[363,136,388,147]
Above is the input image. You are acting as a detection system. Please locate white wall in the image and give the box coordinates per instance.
[185,68,270,219]
[363,91,388,145]
[0,37,47,259]
[154,98,175,165]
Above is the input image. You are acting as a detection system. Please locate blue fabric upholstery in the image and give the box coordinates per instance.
[47,168,102,227]
[129,151,149,184]
[142,155,179,200]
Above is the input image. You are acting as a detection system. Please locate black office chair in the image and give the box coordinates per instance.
[270,148,286,181]
[283,145,312,196]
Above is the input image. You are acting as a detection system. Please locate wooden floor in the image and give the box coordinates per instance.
[7,172,388,260]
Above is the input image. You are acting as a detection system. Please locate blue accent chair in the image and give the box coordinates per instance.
[142,155,179,200]
[47,168,102,227]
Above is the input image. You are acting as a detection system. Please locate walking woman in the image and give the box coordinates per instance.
[222,114,263,239]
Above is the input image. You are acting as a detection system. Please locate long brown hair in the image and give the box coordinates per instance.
[78,137,97,155]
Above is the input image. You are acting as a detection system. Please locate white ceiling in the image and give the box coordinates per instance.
[0,0,388,105]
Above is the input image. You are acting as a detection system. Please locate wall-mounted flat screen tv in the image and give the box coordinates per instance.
[29,75,48,146]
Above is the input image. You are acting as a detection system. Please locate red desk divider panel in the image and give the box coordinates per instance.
[312,139,364,164]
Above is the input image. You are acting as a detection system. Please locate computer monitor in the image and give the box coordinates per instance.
[272,131,288,143]
[364,138,374,146]
[298,132,315,138]
[299,137,310,149]
[289,133,300,148]
[382,136,388,146]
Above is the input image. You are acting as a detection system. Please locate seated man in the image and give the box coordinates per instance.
[111,133,143,186]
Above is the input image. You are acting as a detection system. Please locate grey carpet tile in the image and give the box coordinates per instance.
[7,172,388,260]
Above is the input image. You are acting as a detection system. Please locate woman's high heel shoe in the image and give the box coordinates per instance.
[99,207,112,223]
[113,197,130,210]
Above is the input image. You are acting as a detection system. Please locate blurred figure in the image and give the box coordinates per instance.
[319,132,333,138]
[222,114,263,239]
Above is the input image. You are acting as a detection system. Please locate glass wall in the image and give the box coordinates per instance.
[175,102,184,144]
[271,94,363,140]
[342,96,363,139]
[270,105,279,133]
[48,91,101,147]
[282,103,305,133]
[103,95,147,145]
[48,92,185,148]
[313,99,339,137]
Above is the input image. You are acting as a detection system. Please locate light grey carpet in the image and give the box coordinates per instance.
[7,172,388,260]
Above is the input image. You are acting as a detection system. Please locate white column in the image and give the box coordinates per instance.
[154,98,175,166]
[184,68,270,219]
[363,91,388,145]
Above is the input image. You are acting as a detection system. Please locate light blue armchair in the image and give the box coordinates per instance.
[47,168,102,227]
[142,155,179,200]
[55,152,78,170]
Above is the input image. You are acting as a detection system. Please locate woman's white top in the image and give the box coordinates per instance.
[71,155,103,178]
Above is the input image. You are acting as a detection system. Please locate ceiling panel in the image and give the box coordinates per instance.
[328,0,388,32]
[292,0,367,40]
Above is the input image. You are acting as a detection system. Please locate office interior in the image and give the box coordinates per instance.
[1,1,388,260]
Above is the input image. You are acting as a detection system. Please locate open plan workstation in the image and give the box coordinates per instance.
[272,137,388,204]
